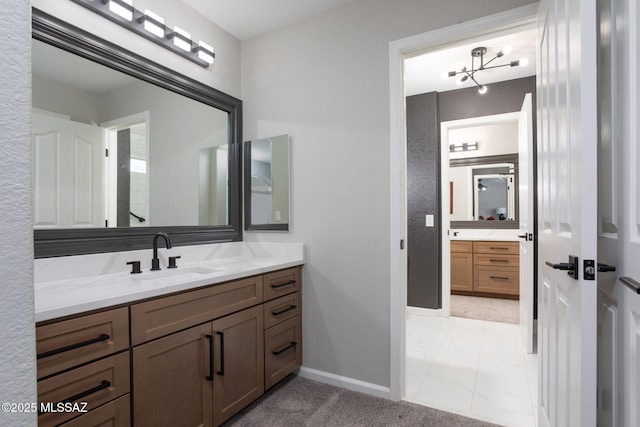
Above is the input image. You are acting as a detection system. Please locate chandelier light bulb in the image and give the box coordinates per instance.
[501,44,513,55]
[441,71,449,79]
[519,57,529,67]
[478,85,488,94]
[455,61,466,72]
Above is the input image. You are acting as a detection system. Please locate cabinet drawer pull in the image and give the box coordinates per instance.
[205,334,214,382]
[489,259,510,263]
[489,247,510,250]
[216,331,225,376]
[37,333,110,360]
[272,341,298,356]
[489,276,510,280]
[271,280,296,289]
[272,305,297,316]
[39,380,111,416]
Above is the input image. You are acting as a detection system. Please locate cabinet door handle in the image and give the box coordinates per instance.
[37,333,110,360]
[272,341,297,356]
[272,305,297,316]
[216,331,225,376]
[489,276,510,280]
[39,380,111,415]
[489,259,509,263]
[271,280,296,289]
[489,247,510,250]
[621,277,640,294]
[205,334,214,381]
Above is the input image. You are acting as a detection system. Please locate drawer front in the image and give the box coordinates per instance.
[474,266,519,295]
[38,352,130,427]
[264,292,301,329]
[131,275,263,345]
[451,241,473,253]
[263,267,301,301]
[37,308,129,379]
[473,241,519,255]
[59,395,130,427]
[265,316,302,390]
[474,253,519,267]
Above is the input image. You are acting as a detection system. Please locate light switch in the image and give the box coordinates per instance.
[275,211,281,221]
[425,214,434,227]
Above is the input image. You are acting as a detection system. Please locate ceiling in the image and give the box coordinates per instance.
[181,0,360,41]
[404,28,537,96]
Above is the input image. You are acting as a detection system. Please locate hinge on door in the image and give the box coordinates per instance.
[584,260,595,281]
[105,148,109,157]
[400,239,405,250]
[105,219,108,228]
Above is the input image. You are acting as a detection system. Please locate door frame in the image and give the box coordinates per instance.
[440,111,521,317]
[388,3,538,401]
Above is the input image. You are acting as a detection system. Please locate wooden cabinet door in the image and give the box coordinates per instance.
[211,306,264,426]
[133,323,213,427]
[450,252,473,292]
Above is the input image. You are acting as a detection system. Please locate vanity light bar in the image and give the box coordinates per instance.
[70,0,215,68]
[449,142,478,152]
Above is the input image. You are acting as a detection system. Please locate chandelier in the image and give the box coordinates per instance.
[442,45,529,94]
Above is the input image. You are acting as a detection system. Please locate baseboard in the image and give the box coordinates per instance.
[298,367,392,399]
[406,306,441,318]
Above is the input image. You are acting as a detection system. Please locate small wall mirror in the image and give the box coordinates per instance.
[244,134,290,230]
[450,154,518,229]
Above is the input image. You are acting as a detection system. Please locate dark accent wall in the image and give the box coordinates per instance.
[406,76,537,309]
[406,92,440,309]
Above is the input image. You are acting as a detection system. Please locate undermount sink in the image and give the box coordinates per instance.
[136,266,219,280]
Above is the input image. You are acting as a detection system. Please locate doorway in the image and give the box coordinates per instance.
[388,2,540,423]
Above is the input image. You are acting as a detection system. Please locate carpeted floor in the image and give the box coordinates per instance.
[224,375,500,427]
[450,294,519,324]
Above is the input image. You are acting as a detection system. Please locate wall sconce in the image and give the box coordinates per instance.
[449,142,478,152]
[70,0,215,68]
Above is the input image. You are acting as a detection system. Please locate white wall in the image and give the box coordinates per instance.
[0,1,37,426]
[241,0,535,388]
[449,121,519,159]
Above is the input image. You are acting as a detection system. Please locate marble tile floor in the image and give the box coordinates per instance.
[404,313,538,427]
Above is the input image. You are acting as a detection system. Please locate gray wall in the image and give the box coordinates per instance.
[406,75,536,308]
[0,1,38,426]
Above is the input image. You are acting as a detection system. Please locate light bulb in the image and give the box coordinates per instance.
[455,62,466,72]
[501,44,512,55]
[440,71,449,79]
[478,85,488,94]
[457,75,468,86]
[519,57,529,67]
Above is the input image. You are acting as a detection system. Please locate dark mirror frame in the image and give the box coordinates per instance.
[243,140,289,231]
[449,154,519,229]
[33,9,243,258]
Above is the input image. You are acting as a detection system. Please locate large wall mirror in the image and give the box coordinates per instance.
[449,154,519,229]
[244,135,290,231]
[32,9,242,257]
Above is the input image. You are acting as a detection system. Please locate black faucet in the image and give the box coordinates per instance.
[151,232,172,271]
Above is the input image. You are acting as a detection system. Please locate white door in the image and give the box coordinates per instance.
[595,0,640,425]
[536,0,598,426]
[518,93,535,354]
[32,112,106,228]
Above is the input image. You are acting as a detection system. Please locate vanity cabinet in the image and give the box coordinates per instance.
[35,308,131,427]
[35,266,302,427]
[450,241,519,298]
[262,268,302,389]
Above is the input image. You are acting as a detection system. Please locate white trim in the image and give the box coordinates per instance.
[298,367,392,400]
[406,306,441,318]
[388,3,538,402]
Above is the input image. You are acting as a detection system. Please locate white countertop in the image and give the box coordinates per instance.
[34,242,304,322]
[449,229,520,241]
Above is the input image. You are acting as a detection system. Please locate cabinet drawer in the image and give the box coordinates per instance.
[265,316,302,390]
[36,308,129,379]
[264,292,301,329]
[38,352,130,427]
[473,241,519,255]
[474,266,519,295]
[474,253,519,267]
[131,275,263,345]
[451,241,473,253]
[58,395,130,427]
[263,267,301,301]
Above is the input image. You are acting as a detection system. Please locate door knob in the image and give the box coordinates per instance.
[518,233,533,241]
[597,263,616,272]
[621,277,640,294]
[545,255,579,280]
